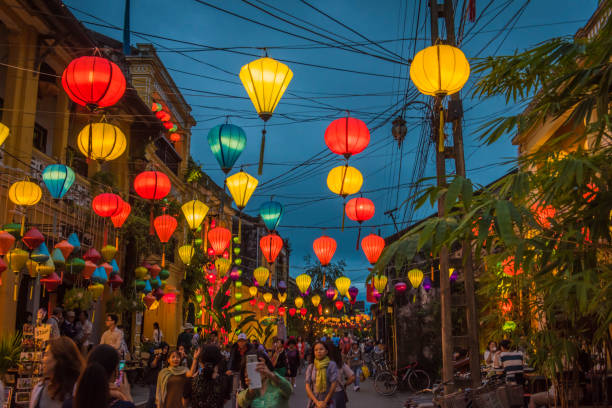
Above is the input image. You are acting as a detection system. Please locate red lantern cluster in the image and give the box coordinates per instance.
[324,117,370,159]
[134,171,171,200]
[92,193,122,218]
[313,235,336,266]
[61,56,126,109]
[345,197,375,223]
[361,233,385,265]
[260,234,283,264]
[208,227,231,256]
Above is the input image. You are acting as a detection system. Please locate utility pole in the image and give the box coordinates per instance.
[429,0,481,391]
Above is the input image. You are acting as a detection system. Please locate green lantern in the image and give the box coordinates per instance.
[207,123,247,174]
[259,200,284,231]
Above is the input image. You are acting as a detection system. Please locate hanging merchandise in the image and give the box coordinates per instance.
[207,123,247,174]
[335,277,351,298]
[83,248,102,264]
[360,234,385,265]
[54,240,74,259]
[253,267,269,287]
[181,200,209,231]
[101,245,117,262]
[259,200,284,232]
[109,274,123,290]
[30,243,50,264]
[295,274,311,295]
[42,164,76,199]
[40,272,61,293]
[50,249,65,269]
[208,227,231,256]
[68,233,81,252]
[407,268,424,288]
[65,258,85,276]
[324,116,370,159]
[82,261,96,280]
[77,123,127,161]
[22,228,44,250]
[239,56,293,174]
[36,258,54,277]
[61,56,126,110]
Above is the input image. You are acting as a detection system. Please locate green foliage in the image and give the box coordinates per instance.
[302,255,345,290]
[106,292,145,314]
[63,288,94,311]
[0,332,21,375]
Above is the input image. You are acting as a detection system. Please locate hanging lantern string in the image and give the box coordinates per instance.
[258,124,267,176]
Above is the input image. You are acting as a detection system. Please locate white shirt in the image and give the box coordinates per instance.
[100,326,124,351]
[153,328,163,343]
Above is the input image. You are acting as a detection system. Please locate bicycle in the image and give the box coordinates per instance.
[374,362,431,396]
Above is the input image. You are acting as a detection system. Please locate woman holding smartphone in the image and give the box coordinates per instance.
[237,356,292,408]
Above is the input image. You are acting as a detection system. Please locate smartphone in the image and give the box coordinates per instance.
[118,360,126,371]
[115,360,125,386]
[246,354,262,389]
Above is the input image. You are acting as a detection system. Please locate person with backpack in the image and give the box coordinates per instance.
[346,343,363,392]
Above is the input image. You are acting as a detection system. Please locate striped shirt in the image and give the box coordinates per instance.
[500,351,524,380]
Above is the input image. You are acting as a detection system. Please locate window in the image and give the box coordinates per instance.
[33,123,48,153]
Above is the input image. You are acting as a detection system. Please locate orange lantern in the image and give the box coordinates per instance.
[208,227,231,256]
[260,233,283,264]
[360,233,385,265]
[154,214,177,267]
[313,235,336,265]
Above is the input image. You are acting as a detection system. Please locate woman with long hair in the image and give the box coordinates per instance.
[71,344,134,408]
[305,341,338,408]
[155,349,195,408]
[270,337,288,377]
[329,342,354,408]
[184,345,231,408]
[29,337,84,408]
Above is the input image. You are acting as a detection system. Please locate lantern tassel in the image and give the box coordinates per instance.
[356,226,362,251]
[162,245,166,268]
[14,282,18,301]
[149,207,154,235]
[439,105,445,153]
[20,214,25,237]
[341,204,346,231]
[116,235,119,249]
[258,127,266,175]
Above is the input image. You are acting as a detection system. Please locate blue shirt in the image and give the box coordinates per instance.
[332,336,340,346]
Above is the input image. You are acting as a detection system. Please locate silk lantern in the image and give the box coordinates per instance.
[181,199,209,230]
[326,287,335,300]
[324,117,370,159]
[110,199,131,247]
[207,123,247,174]
[134,171,171,200]
[361,233,385,265]
[260,234,283,264]
[42,164,75,199]
[226,170,258,210]
[313,235,336,283]
[395,282,408,294]
[348,286,358,300]
[294,296,304,309]
[263,292,273,303]
[101,245,117,262]
[327,165,363,198]
[311,294,321,308]
[92,193,121,218]
[249,286,258,297]
[373,275,388,293]
[296,274,311,295]
[61,56,126,109]
[423,276,432,292]
[154,214,177,267]
[82,247,101,264]
[335,276,351,297]
[257,301,265,311]
[259,200,283,232]
[407,268,424,288]
[7,248,28,274]
[409,45,470,97]
[22,228,44,250]
[0,231,15,255]
[345,196,375,248]
[239,56,293,174]
[9,180,42,207]
[214,258,231,277]
[178,245,195,266]
[208,227,231,255]
[289,308,296,317]
[253,267,270,287]
[277,292,287,303]
[77,123,126,161]
[300,308,307,317]
[335,300,344,311]
[0,122,9,147]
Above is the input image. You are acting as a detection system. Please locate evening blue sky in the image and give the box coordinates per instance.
[66,0,598,301]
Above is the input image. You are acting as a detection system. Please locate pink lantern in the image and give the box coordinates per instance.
[394,282,407,294]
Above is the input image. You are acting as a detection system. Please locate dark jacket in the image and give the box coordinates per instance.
[177,331,194,353]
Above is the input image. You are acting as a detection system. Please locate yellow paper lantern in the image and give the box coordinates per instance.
[88,283,105,298]
[178,245,195,266]
[409,44,470,96]
[296,273,312,295]
[77,123,127,161]
[407,268,424,288]
[239,57,293,122]
[335,276,351,297]
[26,259,39,278]
[249,286,258,297]
[101,245,117,262]
[215,258,231,277]
[327,165,363,197]
[449,267,455,278]
[7,248,28,273]
[9,181,42,206]
[253,267,269,287]
[226,171,258,209]
[373,275,388,293]
[277,292,287,303]
[37,258,55,277]
[263,292,273,303]
[311,294,321,308]
[294,296,304,309]
[181,199,209,230]
[134,266,148,279]
[0,122,9,146]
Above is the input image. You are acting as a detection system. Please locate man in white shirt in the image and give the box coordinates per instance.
[100,314,124,354]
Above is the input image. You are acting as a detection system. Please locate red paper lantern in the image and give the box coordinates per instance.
[313,235,336,266]
[257,301,265,311]
[154,215,177,243]
[109,274,123,290]
[111,199,131,228]
[162,292,177,304]
[345,197,375,223]
[289,308,296,316]
[208,227,231,255]
[249,298,257,306]
[0,231,15,255]
[260,234,283,264]
[361,233,385,265]
[82,260,96,280]
[92,193,122,218]
[149,264,161,278]
[22,228,44,250]
[134,171,171,200]
[61,56,126,109]
[324,117,370,159]
[300,307,307,316]
[163,121,175,130]
[155,111,171,122]
[278,306,286,316]
[267,304,275,314]
[335,300,344,311]
[170,133,181,142]
[394,282,407,294]
[83,248,102,264]
[40,272,61,292]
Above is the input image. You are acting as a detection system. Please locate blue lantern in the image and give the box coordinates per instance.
[92,266,108,284]
[110,259,119,274]
[144,280,153,294]
[68,233,81,252]
[259,200,283,231]
[31,242,50,263]
[42,164,75,199]
[207,123,247,174]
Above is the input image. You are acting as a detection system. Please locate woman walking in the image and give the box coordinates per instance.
[305,341,338,408]
[286,339,300,387]
[346,343,363,391]
[155,350,194,408]
[29,337,84,408]
[330,343,354,408]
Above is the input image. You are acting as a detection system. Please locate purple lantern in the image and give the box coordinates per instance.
[394,282,407,294]
[326,287,335,300]
[229,268,240,281]
[348,286,359,300]
[278,280,287,292]
[450,269,458,282]
[423,276,432,292]
[153,288,164,301]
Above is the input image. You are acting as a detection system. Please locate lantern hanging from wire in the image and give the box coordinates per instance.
[345,196,375,248]
[0,231,15,255]
[77,123,127,161]
[134,170,171,234]
[313,235,336,266]
[61,56,126,110]
[295,274,311,295]
[42,164,75,199]
[239,56,293,174]
[259,200,283,232]
[327,165,363,229]
[409,44,470,152]
[335,300,344,311]
[110,199,130,247]
[260,233,283,264]
[249,286,258,297]
[253,267,270,287]
[153,214,177,267]
[407,268,424,288]
[208,227,231,256]
[373,275,388,293]
[178,245,195,266]
[181,199,209,231]
[207,123,247,174]
[294,296,304,309]
[278,292,287,303]
[348,286,358,301]
[395,282,407,294]
[360,233,385,265]
[311,294,321,308]
[324,116,370,159]
[226,170,258,236]
[262,292,273,303]
[215,258,231,278]
[335,276,351,298]
[9,180,42,235]
[326,287,335,300]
